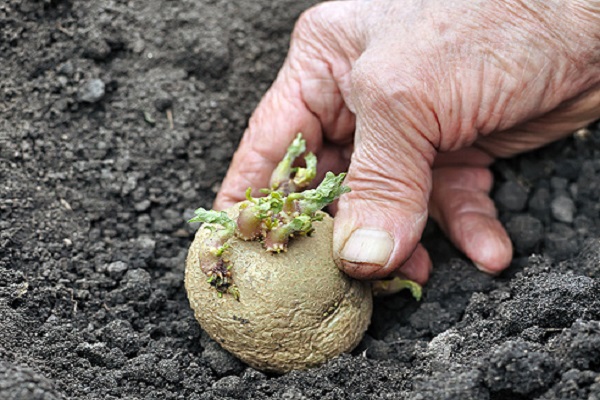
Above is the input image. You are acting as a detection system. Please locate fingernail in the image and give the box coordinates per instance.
[474,262,497,275]
[340,228,394,268]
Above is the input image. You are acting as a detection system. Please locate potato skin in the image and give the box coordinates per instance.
[185,206,372,373]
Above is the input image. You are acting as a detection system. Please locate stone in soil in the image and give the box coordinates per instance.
[494,180,529,212]
[550,194,576,223]
[506,213,544,255]
[77,78,106,103]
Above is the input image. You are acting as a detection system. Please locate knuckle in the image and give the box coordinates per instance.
[435,167,494,192]
[350,55,419,113]
[446,190,497,219]
[351,58,392,101]
[293,4,330,42]
[293,2,360,57]
[350,54,440,149]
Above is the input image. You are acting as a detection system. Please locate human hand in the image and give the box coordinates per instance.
[214,0,600,283]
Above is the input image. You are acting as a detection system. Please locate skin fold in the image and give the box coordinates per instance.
[215,0,600,283]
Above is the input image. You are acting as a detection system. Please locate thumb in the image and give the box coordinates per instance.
[333,57,438,280]
[334,137,433,280]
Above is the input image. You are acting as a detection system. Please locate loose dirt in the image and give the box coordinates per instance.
[1,1,599,399]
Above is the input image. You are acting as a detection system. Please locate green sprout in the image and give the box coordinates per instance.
[239,169,348,251]
[207,274,239,300]
[263,215,313,252]
[218,133,350,252]
[292,152,317,189]
[189,209,235,239]
[371,278,422,300]
[189,133,422,301]
[269,133,307,192]
[293,172,351,216]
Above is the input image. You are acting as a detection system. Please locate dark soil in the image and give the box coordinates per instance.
[1,1,600,399]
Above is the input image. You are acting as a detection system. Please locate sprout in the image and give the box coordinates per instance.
[371,277,422,300]
[236,203,263,240]
[269,133,319,194]
[234,171,348,250]
[292,152,317,190]
[189,208,235,241]
[264,215,313,252]
[189,133,419,302]
[294,172,351,216]
[269,133,307,192]
[188,209,237,295]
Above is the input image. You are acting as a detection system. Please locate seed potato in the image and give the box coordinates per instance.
[185,205,373,373]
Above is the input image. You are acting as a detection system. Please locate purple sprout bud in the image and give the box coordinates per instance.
[236,205,263,240]
[264,227,291,252]
[263,215,312,252]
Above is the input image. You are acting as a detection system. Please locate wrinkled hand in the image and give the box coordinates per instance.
[215,0,600,283]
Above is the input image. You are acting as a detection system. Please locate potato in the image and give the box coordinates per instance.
[185,206,372,373]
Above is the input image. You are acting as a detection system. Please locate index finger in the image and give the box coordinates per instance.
[213,4,360,210]
[213,64,322,210]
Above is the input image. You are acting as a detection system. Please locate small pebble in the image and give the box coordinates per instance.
[528,187,551,221]
[550,195,575,223]
[550,177,568,192]
[505,214,543,254]
[78,79,106,103]
[106,261,129,279]
[57,61,74,77]
[83,38,112,61]
[545,225,578,260]
[121,269,151,300]
[134,200,151,212]
[212,375,242,390]
[494,181,528,212]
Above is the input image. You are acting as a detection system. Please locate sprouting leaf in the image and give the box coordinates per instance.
[287,215,313,233]
[254,190,284,217]
[189,208,233,226]
[312,213,324,222]
[229,286,240,301]
[189,208,236,236]
[297,172,351,215]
